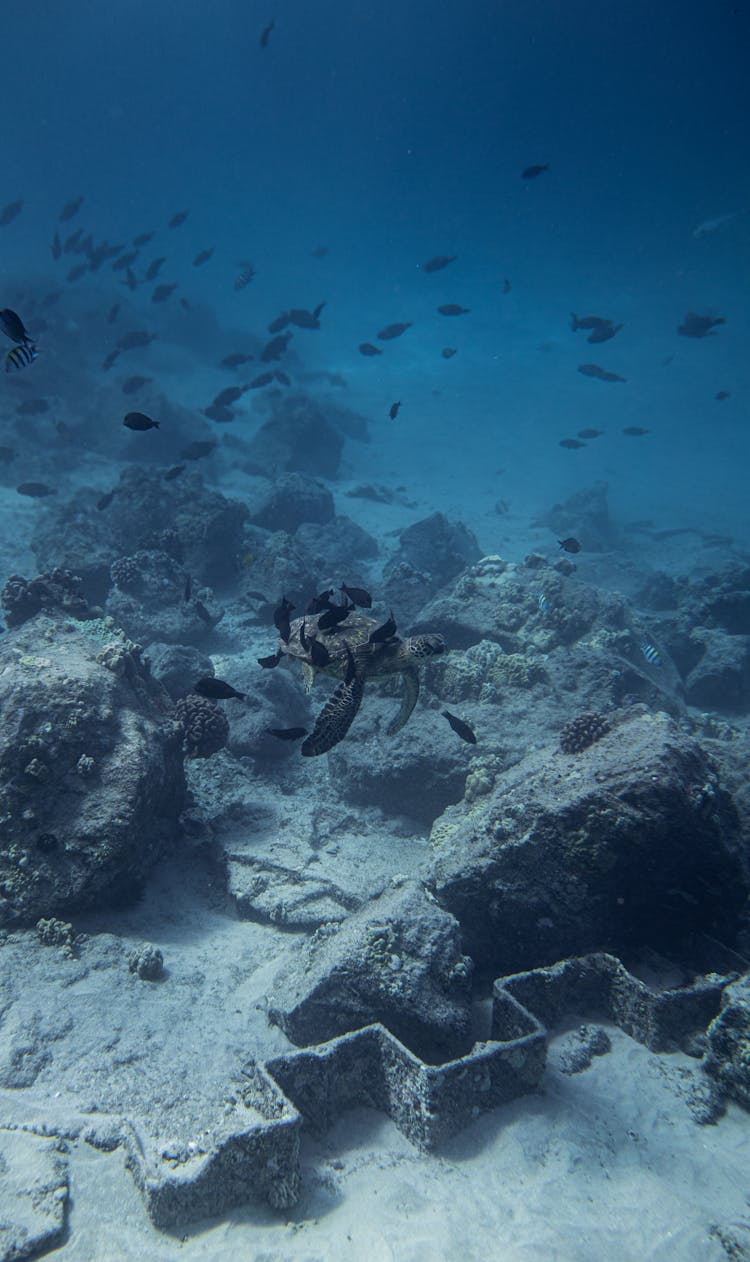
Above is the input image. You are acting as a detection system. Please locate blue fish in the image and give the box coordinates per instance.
[537,592,549,614]
[640,637,662,667]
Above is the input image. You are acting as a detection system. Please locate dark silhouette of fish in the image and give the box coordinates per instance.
[502,277,512,293]
[261,332,292,361]
[275,370,291,385]
[181,440,216,460]
[213,385,244,407]
[260,18,275,47]
[578,364,626,383]
[258,650,282,669]
[288,303,325,329]
[122,375,152,394]
[0,200,23,226]
[521,164,549,179]
[268,312,291,334]
[622,426,650,436]
[441,347,457,359]
[317,604,352,631]
[389,401,401,419]
[340,584,372,608]
[152,283,177,303]
[715,391,730,401]
[248,371,275,389]
[0,308,33,345]
[123,411,159,431]
[368,611,397,643]
[306,589,335,614]
[51,231,62,260]
[359,342,382,356]
[133,231,154,247]
[145,257,166,281]
[677,312,725,338]
[377,322,412,340]
[17,482,56,498]
[558,537,581,553]
[168,210,189,228]
[268,727,307,741]
[194,677,246,701]
[221,352,254,368]
[97,490,117,511]
[164,464,185,481]
[5,344,38,372]
[421,255,457,272]
[17,398,49,415]
[577,428,604,438]
[234,262,255,290]
[311,245,328,258]
[309,640,331,668]
[102,350,120,371]
[59,196,84,221]
[442,710,477,744]
[117,330,156,350]
[560,438,586,449]
[274,595,295,643]
[112,250,138,271]
[203,404,234,423]
[437,304,470,316]
[193,248,214,266]
[67,263,87,282]
[107,303,121,324]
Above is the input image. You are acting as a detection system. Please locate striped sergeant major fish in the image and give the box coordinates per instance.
[640,637,662,667]
[5,343,38,372]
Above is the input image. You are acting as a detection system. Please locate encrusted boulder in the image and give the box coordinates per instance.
[0,615,185,927]
[431,709,747,975]
[248,472,335,532]
[704,974,750,1109]
[268,879,474,1061]
[244,395,344,478]
[385,513,481,608]
[685,627,750,712]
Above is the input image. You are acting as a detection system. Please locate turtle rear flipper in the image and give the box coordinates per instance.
[386,665,419,736]
[301,671,365,756]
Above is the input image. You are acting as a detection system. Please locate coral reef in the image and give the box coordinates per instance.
[174,694,230,758]
[1,568,89,627]
[559,710,611,754]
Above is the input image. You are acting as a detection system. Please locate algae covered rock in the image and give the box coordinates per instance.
[0,614,185,927]
[705,974,750,1109]
[268,879,473,1060]
[431,709,747,975]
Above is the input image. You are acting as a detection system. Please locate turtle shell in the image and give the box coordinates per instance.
[282,610,396,676]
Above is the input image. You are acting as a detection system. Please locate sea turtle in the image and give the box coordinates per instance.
[271,607,445,756]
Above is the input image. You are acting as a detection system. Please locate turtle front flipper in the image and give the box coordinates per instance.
[386,664,419,736]
[301,671,365,756]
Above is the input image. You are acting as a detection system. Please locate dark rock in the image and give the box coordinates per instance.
[685,628,750,712]
[268,879,473,1061]
[1,568,88,628]
[248,473,335,533]
[106,550,222,645]
[296,515,378,563]
[147,642,216,701]
[391,512,481,592]
[556,1024,612,1074]
[431,710,747,975]
[704,973,750,1110]
[128,943,165,980]
[532,480,614,552]
[244,395,344,478]
[0,617,184,927]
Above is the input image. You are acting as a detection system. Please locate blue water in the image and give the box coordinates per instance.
[2,0,748,553]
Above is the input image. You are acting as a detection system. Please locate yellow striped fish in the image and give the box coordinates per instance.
[5,343,38,372]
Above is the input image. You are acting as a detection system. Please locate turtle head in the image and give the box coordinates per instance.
[406,633,446,659]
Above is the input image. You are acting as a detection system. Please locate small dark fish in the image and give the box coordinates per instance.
[152,283,177,303]
[274,595,295,643]
[359,342,382,356]
[502,277,512,293]
[368,611,397,643]
[340,584,372,608]
[578,363,627,383]
[678,312,725,338]
[389,401,401,419]
[622,426,649,436]
[274,369,291,386]
[0,446,16,463]
[437,304,470,316]
[309,639,331,668]
[133,231,154,247]
[5,343,38,372]
[421,255,457,272]
[311,245,328,258]
[123,411,159,431]
[203,403,235,423]
[59,196,84,221]
[317,604,351,631]
[261,332,292,362]
[268,313,291,334]
[112,250,138,271]
[66,262,87,282]
[0,307,32,344]
[102,350,120,371]
[180,298,191,311]
[168,210,189,229]
[306,589,335,614]
[51,230,62,260]
[299,620,310,652]
[521,163,549,179]
[117,330,156,350]
[42,291,61,307]
[268,727,308,742]
[234,262,255,290]
[145,257,166,281]
[377,322,412,340]
[258,650,282,669]
[221,352,254,368]
[558,537,581,554]
[183,574,192,603]
[288,303,325,329]
[97,489,117,511]
[123,267,138,291]
[260,18,275,47]
[164,464,185,481]
[559,438,586,449]
[192,248,214,267]
[194,676,245,701]
[0,199,23,226]
[122,375,151,394]
[107,303,121,324]
[441,347,457,359]
[577,428,604,438]
[570,313,606,332]
[17,397,49,415]
[248,371,275,389]
[180,440,216,460]
[442,710,477,744]
[588,322,623,344]
[715,390,731,401]
[640,637,662,667]
[213,385,244,407]
[17,482,56,498]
